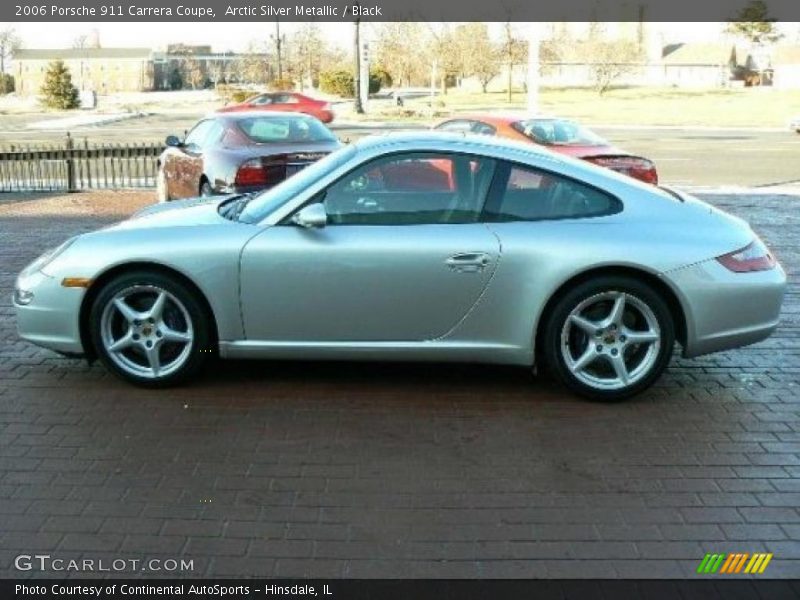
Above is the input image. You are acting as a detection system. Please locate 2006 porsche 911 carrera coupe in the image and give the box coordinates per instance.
[14,133,786,400]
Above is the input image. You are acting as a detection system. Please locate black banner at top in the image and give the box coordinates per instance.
[5,0,800,22]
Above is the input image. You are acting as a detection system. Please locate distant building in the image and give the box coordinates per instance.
[660,43,738,87]
[13,47,154,95]
[771,46,800,89]
[13,46,267,95]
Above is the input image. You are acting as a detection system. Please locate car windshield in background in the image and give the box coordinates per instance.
[237,116,336,144]
[239,144,357,223]
[512,119,608,147]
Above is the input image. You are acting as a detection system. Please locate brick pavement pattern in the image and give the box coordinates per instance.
[0,190,798,578]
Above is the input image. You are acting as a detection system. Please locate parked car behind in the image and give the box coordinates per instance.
[435,114,658,185]
[156,112,341,202]
[217,92,334,123]
[789,115,800,134]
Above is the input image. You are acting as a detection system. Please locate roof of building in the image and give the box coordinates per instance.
[772,45,800,65]
[14,48,152,60]
[661,43,737,66]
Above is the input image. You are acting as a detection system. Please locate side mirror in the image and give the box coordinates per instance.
[165,135,182,147]
[292,203,327,228]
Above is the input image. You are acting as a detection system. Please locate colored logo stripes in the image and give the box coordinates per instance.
[697,553,773,574]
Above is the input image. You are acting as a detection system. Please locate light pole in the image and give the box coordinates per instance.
[526,23,542,114]
[354,17,364,114]
[272,21,284,81]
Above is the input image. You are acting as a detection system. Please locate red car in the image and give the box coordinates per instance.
[218,92,334,123]
[435,114,658,185]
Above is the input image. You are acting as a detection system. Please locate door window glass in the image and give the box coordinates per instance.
[322,152,496,226]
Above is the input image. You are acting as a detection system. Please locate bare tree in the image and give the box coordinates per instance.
[453,23,499,93]
[289,23,325,90]
[182,57,205,89]
[72,34,89,49]
[374,23,430,87]
[501,22,527,101]
[234,41,272,85]
[426,24,458,95]
[586,40,642,95]
[0,27,21,74]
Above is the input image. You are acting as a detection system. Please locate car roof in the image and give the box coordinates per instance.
[441,113,562,126]
[353,130,557,163]
[211,110,318,121]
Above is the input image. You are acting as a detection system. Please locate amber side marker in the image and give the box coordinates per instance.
[61,277,93,288]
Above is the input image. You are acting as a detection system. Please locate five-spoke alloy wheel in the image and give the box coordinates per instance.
[543,276,675,401]
[90,271,211,386]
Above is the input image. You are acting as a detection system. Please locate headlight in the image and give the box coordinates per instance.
[22,238,77,276]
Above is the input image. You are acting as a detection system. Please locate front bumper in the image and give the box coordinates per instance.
[666,259,787,358]
[13,269,86,355]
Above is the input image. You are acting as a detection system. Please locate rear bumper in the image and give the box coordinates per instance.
[14,269,85,355]
[665,259,786,358]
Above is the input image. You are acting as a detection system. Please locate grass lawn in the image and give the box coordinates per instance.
[368,87,800,128]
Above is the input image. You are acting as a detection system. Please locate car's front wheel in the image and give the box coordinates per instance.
[90,271,211,387]
[542,276,675,401]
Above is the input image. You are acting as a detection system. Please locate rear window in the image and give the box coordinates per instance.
[511,119,607,147]
[237,117,336,144]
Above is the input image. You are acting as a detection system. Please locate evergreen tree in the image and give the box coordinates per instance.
[40,60,79,109]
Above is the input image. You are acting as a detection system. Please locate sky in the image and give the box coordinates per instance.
[5,22,750,53]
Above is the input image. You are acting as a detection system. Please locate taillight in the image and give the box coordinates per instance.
[716,239,776,272]
[587,156,658,184]
[235,158,270,187]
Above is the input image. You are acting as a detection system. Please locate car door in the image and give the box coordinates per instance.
[172,120,224,198]
[239,151,500,342]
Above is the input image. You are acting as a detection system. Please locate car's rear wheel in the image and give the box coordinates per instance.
[90,271,211,387]
[542,276,674,401]
[200,179,213,197]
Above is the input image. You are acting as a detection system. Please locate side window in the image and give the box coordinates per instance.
[321,152,496,226]
[250,94,273,105]
[202,121,225,148]
[484,163,620,222]
[184,121,212,148]
[472,121,497,136]
[436,120,472,133]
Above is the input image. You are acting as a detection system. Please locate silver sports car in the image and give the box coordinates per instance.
[14,132,786,400]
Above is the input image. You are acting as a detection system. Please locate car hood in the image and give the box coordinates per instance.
[108,195,235,230]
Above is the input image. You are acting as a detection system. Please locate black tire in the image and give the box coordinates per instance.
[541,275,675,402]
[199,179,214,197]
[89,270,212,387]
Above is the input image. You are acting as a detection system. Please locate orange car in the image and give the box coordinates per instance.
[435,114,658,184]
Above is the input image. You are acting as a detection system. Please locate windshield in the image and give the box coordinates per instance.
[512,119,608,147]
[237,116,336,144]
[239,144,357,223]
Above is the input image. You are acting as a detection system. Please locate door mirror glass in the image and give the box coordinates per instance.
[292,203,327,228]
[165,135,182,147]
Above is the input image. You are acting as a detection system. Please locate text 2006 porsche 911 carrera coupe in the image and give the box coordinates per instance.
[14,133,786,400]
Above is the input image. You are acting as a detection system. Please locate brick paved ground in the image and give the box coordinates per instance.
[0,190,798,579]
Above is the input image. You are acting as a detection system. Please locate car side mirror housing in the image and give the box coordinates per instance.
[293,203,327,228]
[165,135,182,147]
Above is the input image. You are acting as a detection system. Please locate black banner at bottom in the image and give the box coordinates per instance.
[4,579,800,600]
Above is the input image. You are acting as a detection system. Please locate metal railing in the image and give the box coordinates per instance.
[0,134,163,192]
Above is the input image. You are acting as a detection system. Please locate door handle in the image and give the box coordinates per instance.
[445,252,491,272]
